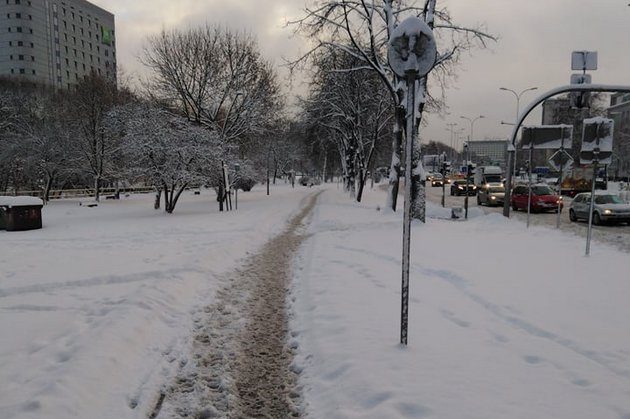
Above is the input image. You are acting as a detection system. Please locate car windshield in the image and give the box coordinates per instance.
[594,195,623,204]
[488,187,504,193]
[532,186,553,195]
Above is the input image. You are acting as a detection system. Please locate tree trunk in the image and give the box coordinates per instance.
[154,189,161,210]
[386,106,404,211]
[43,174,54,203]
[163,184,169,212]
[356,168,366,202]
[94,176,101,202]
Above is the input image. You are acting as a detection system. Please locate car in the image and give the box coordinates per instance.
[477,184,505,206]
[569,193,630,225]
[429,173,444,187]
[511,184,563,212]
[450,179,477,196]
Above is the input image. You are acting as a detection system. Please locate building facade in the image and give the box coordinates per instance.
[607,93,630,179]
[467,140,508,167]
[0,0,115,88]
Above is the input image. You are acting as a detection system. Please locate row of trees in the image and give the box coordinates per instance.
[0,26,309,213]
[289,0,494,215]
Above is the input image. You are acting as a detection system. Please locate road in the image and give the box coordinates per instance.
[425,183,630,253]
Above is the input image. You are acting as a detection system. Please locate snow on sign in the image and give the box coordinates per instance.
[521,125,573,150]
[388,17,437,78]
[571,51,597,71]
[580,117,614,164]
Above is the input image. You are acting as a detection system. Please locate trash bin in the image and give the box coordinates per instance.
[0,196,44,231]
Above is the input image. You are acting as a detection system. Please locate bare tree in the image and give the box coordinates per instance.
[112,103,228,213]
[141,25,283,152]
[69,72,132,201]
[289,0,495,215]
[303,47,392,201]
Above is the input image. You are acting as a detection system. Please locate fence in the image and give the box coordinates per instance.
[2,186,156,200]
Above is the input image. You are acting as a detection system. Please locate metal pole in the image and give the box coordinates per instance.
[400,74,416,346]
[527,145,533,228]
[586,159,598,256]
[556,128,564,229]
[464,141,470,219]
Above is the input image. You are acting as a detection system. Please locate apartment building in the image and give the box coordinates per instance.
[0,0,115,88]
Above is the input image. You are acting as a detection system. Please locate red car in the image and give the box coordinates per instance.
[511,184,563,212]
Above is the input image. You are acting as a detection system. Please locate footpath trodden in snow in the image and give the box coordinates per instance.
[153,192,320,418]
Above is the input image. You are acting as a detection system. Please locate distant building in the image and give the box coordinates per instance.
[0,0,116,88]
[467,140,508,167]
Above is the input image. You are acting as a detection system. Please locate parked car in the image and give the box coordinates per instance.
[477,184,505,206]
[511,184,563,212]
[450,179,477,196]
[569,193,630,225]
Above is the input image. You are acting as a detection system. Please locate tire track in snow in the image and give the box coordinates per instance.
[152,191,321,418]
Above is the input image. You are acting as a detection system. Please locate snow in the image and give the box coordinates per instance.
[1,183,630,418]
[290,184,630,418]
[0,185,313,418]
[0,196,44,207]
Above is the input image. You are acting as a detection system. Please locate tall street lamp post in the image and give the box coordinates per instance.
[460,115,485,143]
[499,86,538,182]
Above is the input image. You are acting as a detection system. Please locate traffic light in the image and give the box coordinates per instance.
[441,162,448,175]
[467,164,475,176]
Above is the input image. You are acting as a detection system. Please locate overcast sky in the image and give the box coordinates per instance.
[90,0,630,149]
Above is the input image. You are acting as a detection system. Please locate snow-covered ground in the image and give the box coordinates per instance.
[2,182,630,418]
[291,184,630,418]
[0,185,312,418]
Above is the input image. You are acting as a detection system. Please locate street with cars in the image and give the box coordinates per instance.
[424,177,630,252]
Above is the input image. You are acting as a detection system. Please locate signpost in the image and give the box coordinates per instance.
[388,16,436,346]
[581,118,614,256]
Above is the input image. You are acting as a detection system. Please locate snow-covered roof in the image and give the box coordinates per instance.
[0,196,44,207]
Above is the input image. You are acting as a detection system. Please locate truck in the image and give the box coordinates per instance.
[561,166,607,196]
[474,166,504,187]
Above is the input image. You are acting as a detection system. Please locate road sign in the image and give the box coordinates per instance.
[571,51,597,71]
[570,74,592,84]
[388,17,437,78]
[521,125,573,150]
[580,117,614,165]
[548,149,574,171]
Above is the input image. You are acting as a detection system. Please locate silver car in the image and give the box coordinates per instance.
[569,193,630,225]
[477,184,505,206]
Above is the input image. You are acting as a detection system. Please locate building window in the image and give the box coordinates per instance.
[32,69,35,75]
[19,68,25,74]
[17,27,22,32]
[16,13,21,18]
[18,55,24,60]
[8,41,11,46]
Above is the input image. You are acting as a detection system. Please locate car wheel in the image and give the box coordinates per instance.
[593,212,601,226]
[512,203,518,211]
[569,209,577,222]
[477,196,481,205]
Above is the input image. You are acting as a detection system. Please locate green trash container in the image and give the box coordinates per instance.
[0,196,44,231]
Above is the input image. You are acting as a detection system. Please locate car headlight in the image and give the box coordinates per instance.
[603,209,613,215]
[490,196,496,200]
[458,186,463,190]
